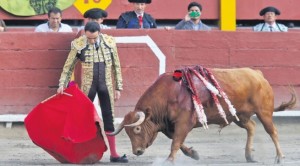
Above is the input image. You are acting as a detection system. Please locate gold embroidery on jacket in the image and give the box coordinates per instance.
[58,34,123,113]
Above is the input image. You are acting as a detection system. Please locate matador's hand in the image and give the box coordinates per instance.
[57,86,65,94]
[114,90,121,101]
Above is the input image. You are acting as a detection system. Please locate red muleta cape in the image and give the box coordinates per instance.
[25,84,107,164]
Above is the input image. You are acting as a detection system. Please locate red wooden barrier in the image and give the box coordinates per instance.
[0,30,299,117]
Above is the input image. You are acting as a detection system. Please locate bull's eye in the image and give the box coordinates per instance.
[133,126,141,134]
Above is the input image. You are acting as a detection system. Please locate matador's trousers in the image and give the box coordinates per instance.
[87,62,115,132]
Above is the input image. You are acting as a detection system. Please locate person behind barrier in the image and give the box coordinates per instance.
[253,6,288,32]
[57,22,128,163]
[175,1,211,31]
[35,7,73,32]
[83,8,111,30]
[0,19,7,32]
[116,0,157,29]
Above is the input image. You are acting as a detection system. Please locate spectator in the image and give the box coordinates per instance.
[116,0,157,29]
[78,8,110,32]
[57,22,128,163]
[35,7,73,32]
[0,19,7,32]
[84,8,110,29]
[175,2,211,31]
[253,6,288,32]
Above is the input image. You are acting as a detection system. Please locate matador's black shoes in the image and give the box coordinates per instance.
[110,154,129,163]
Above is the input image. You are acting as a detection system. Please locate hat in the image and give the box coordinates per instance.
[259,6,280,16]
[83,8,108,19]
[128,0,151,4]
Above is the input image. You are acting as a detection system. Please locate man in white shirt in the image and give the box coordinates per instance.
[0,19,6,32]
[35,7,73,32]
[253,6,288,32]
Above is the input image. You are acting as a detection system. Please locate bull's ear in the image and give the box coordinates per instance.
[145,108,152,121]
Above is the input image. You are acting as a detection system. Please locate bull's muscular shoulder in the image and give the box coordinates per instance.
[212,68,266,82]
[101,34,116,48]
[254,69,264,77]
[71,36,87,51]
[213,67,260,74]
[210,68,270,96]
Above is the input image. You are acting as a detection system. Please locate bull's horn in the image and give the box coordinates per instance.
[106,121,125,136]
[124,112,145,127]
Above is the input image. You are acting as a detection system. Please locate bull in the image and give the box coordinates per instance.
[109,67,296,163]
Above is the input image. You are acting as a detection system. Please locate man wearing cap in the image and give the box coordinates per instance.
[57,22,128,163]
[82,8,110,30]
[253,6,288,32]
[175,1,211,31]
[116,0,157,29]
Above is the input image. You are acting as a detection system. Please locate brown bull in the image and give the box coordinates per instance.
[110,67,296,163]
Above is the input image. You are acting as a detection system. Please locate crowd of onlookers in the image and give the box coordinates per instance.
[0,1,289,33]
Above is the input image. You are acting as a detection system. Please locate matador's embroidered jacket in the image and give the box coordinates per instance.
[58,34,123,110]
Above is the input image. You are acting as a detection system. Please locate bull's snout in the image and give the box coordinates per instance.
[133,148,144,156]
[136,150,144,156]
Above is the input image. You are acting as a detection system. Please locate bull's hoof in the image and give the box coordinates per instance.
[274,155,285,164]
[246,154,257,163]
[246,159,258,163]
[245,149,257,163]
[182,147,199,160]
[163,157,174,166]
[190,149,199,160]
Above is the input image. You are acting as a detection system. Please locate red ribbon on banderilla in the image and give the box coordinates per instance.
[182,66,239,129]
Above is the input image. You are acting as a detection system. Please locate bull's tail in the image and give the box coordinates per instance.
[274,87,297,112]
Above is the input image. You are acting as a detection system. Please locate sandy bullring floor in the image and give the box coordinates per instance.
[0,117,299,166]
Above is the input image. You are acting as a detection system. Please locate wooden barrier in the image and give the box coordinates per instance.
[0,30,300,119]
